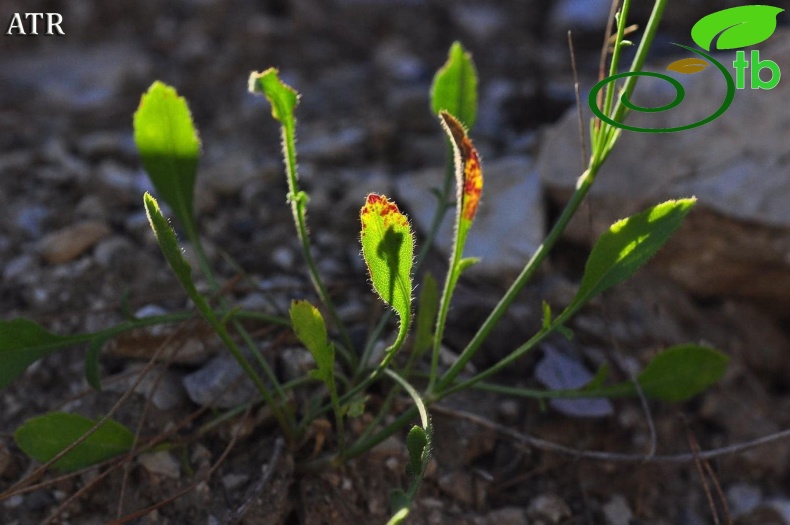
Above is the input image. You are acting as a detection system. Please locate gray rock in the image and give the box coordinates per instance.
[103,364,187,411]
[183,354,260,409]
[138,450,180,479]
[395,155,544,278]
[603,495,634,525]
[526,493,572,523]
[727,483,762,517]
[536,30,790,308]
[535,342,614,418]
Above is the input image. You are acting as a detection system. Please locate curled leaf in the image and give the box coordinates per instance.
[691,5,784,51]
[359,194,414,325]
[666,57,709,75]
[439,111,483,225]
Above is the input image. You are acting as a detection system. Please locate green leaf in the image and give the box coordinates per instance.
[289,300,334,383]
[0,319,95,389]
[360,194,414,326]
[143,192,197,297]
[413,273,439,356]
[248,68,298,127]
[14,412,133,472]
[405,425,428,479]
[345,394,368,418]
[568,198,695,314]
[691,5,784,51]
[431,42,478,129]
[637,344,729,402]
[387,494,410,524]
[133,82,200,229]
[84,336,108,391]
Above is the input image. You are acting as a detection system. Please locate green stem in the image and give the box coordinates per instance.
[433,165,598,394]
[280,125,355,365]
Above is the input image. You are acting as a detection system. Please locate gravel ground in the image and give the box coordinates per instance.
[3,1,790,524]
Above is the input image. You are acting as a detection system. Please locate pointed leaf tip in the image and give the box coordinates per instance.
[431,41,478,129]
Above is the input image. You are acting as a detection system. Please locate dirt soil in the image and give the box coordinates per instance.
[2,1,790,524]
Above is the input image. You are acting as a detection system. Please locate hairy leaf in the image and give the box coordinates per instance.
[360,194,414,325]
[143,192,196,296]
[405,425,428,479]
[439,111,483,228]
[15,412,133,472]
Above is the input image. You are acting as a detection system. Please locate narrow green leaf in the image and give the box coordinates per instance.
[143,192,197,296]
[14,412,133,472]
[360,194,414,326]
[133,82,200,228]
[289,300,334,383]
[637,344,729,402]
[431,42,478,129]
[413,273,439,356]
[405,425,428,479]
[569,198,695,313]
[691,5,784,51]
[0,319,94,389]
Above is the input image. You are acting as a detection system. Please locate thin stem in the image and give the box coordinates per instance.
[433,165,597,394]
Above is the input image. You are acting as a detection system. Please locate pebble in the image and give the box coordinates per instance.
[138,450,181,479]
[603,495,633,525]
[526,493,572,523]
[37,220,111,264]
[484,507,528,525]
[727,483,762,517]
[182,354,260,409]
[102,365,186,411]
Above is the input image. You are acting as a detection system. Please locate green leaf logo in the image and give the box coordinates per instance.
[691,5,784,51]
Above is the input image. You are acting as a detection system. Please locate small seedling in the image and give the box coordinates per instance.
[0,0,731,521]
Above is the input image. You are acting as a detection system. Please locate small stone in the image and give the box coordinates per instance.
[272,246,295,269]
[603,495,633,525]
[139,450,180,479]
[222,473,249,491]
[727,483,762,517]
[182,354,260,409]
[38,220,111,264]
[526,493,572,523]
[484,507,528,525]
[369,436,404,459]
[438,470,478,506]
[103,365,186,411]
